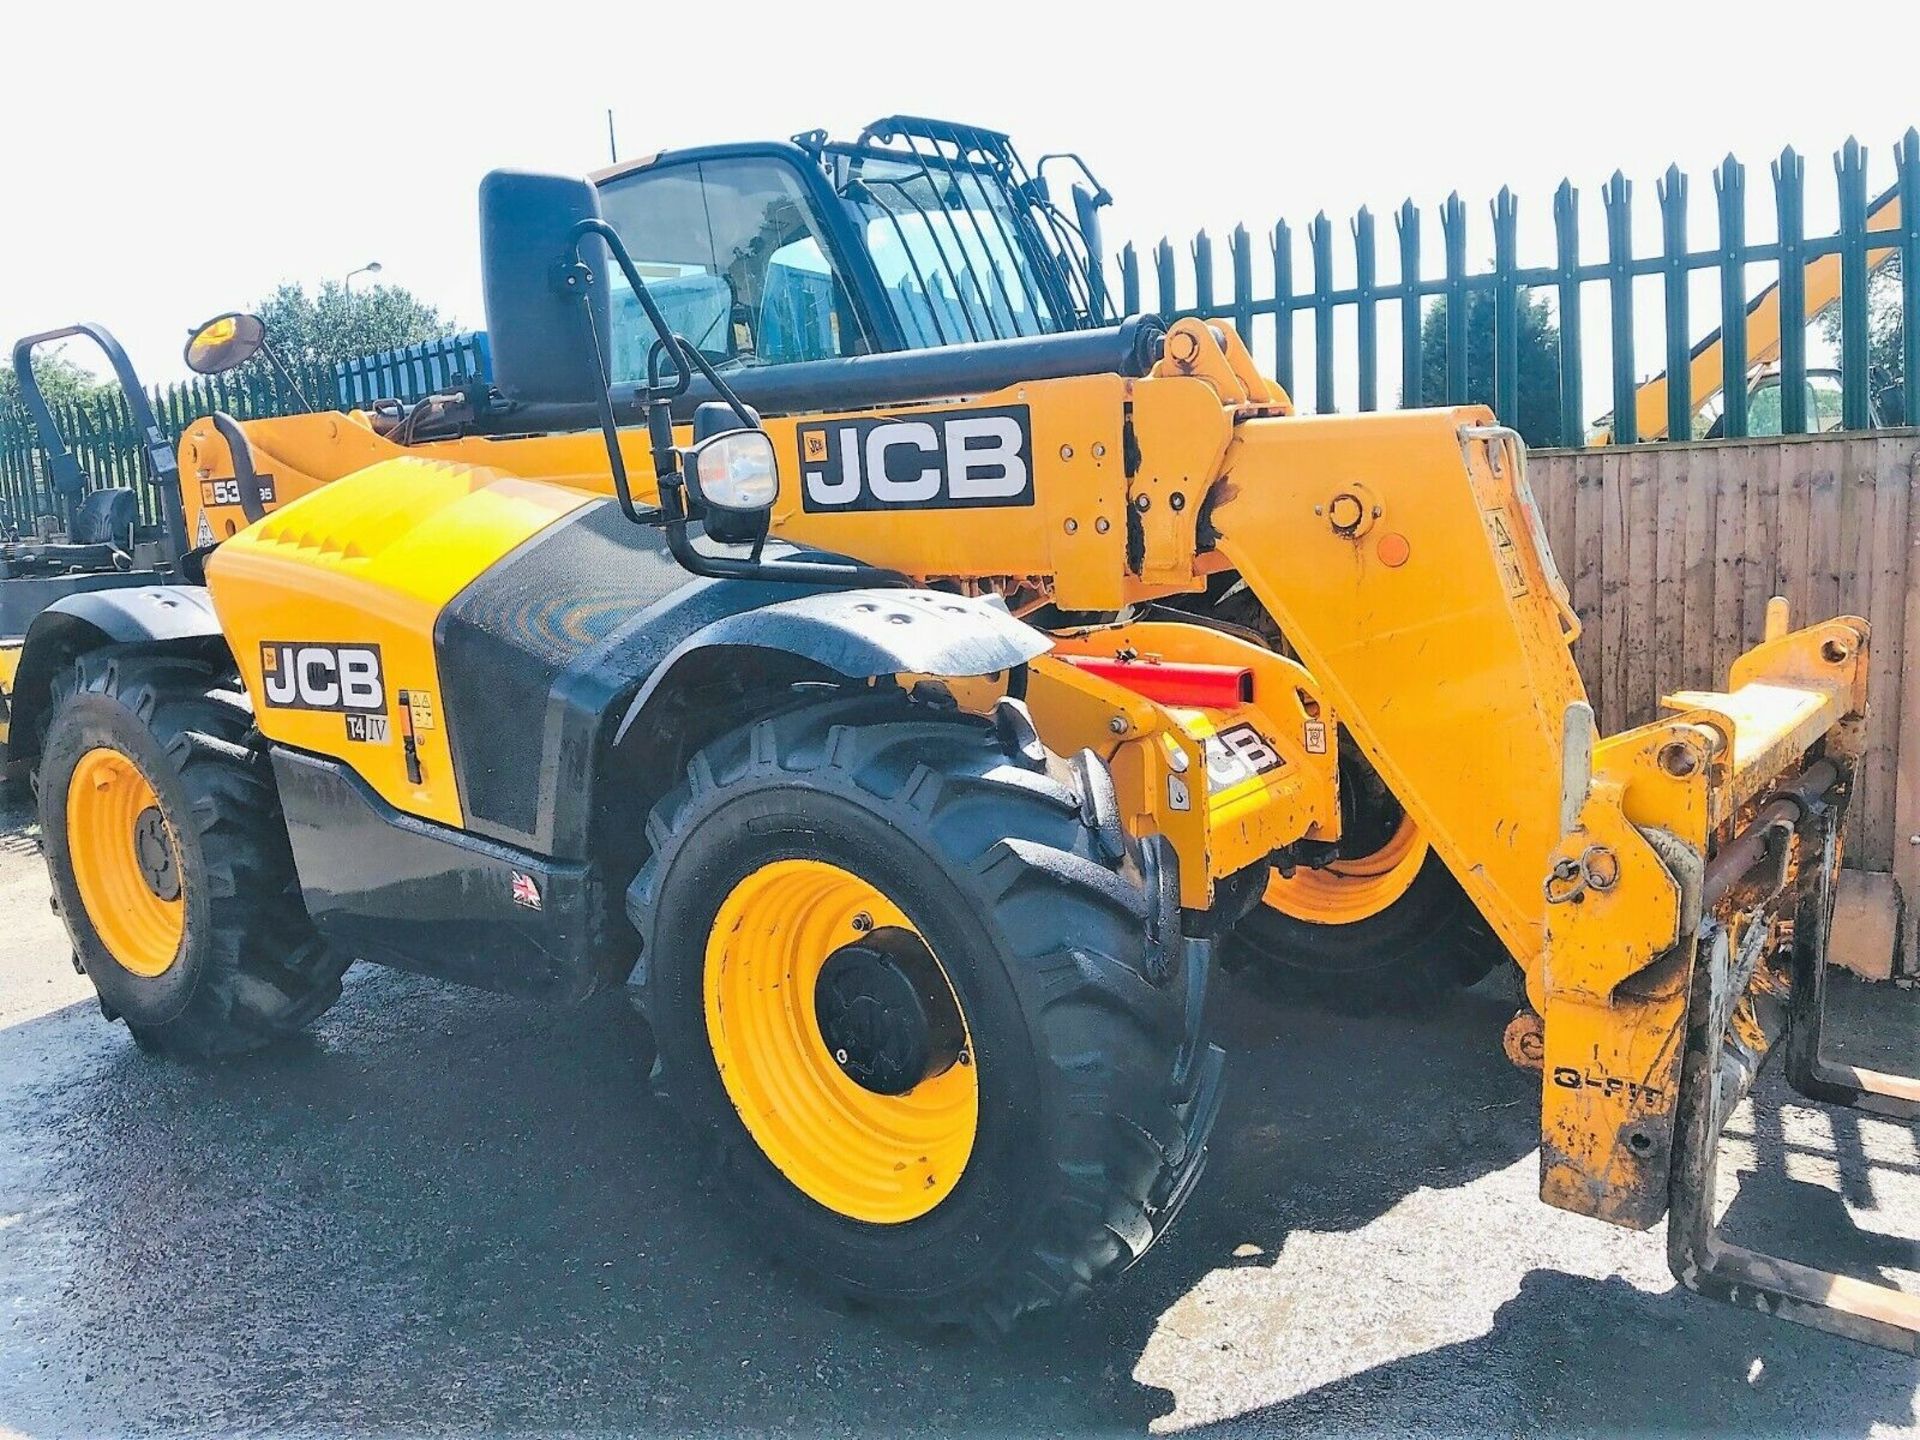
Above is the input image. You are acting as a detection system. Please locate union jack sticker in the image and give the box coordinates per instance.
[510,870,542,911]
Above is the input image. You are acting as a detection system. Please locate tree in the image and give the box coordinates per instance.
[1818,253,1905,416]
[1414,290,1565,446]
[246,280,456,373]
[0,347,110,413]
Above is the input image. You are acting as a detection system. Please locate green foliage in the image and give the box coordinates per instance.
[1818,252,1905,400]
[0,348,111,413]
[1415,290,1564,446]
[247,280,455,373]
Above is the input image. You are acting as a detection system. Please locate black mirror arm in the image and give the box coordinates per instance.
[11,323,189,566]
[1035,152,1112,208]
[257,339,316,414]
[559,219,908,590]
[569,218,760,433]
[657,496,912,588]
[565,288,659,527]
[205,413,269,524]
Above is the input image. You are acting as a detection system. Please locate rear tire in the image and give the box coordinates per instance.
[1232,733,1500,1010]
[1230,849,1499,1010]
[1179,582,1502,1008]
[628,696,1223,1333]
[37,648,348,1057]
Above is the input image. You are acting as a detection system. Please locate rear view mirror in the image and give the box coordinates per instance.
[479,170,611,407]
[184,312,267,375]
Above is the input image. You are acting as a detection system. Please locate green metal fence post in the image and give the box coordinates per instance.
[1491,187,1519,424]
[1230,224,1254,349]
[1898,129,1920,430]
[1311,211,1335,413]
[1714,154,1749,439]
[1154,237,1177,318]
[1192,229,1215,318]
[1120,244,1141,315]
[1773,146,1809,435]
[1835,137,1872,430]
[1354,206,1378,411]
[1604,170,1637,445]
[1272,220,1295,396]
[1659,163,1692,440]
[1552,179,1584,445]
[1396,199,1423,407]
[1441,192,1468,405]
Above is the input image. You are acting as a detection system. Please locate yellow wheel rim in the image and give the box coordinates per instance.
[65,748,185,978]
[704,859,978,1224]
[1264,813,1427,925]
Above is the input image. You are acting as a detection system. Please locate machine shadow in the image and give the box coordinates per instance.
[0,929,1545,1437]
[1167,982,1920,1440]
[1173,1266,1919,1439]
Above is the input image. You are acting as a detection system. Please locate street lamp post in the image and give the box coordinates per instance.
[344,261,384,292]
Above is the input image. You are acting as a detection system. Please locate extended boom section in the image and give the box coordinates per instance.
[1206,377,1904,1351]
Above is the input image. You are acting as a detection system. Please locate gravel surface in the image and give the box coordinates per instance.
[1,786,1915,1438]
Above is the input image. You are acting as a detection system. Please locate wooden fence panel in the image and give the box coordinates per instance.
[1530,432,1918,886]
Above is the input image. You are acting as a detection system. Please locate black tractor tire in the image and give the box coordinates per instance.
[1176,582,1502,1009]
[37,648,348,1057]
[1228,850,1500,1011]
[627,695,1224,1335]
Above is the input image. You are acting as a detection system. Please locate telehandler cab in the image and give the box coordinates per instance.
[8,117,1913,1350]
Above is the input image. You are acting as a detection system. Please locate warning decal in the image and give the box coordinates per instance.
[1483,508,1530,599]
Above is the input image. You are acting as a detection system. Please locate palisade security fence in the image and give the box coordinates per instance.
[1116,131,1919,447]
[1,131,1918,959]
[7,128,1915,521]
[333,332,491,410]
[1,362,327,530]
[0,332,490,532]
[1108,126,1918,961]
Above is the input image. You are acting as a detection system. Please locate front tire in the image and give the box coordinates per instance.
[37,648,348,1057]
[628,696,1223,1333]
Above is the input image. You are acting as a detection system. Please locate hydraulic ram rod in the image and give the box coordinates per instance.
[1700,760,1838,912]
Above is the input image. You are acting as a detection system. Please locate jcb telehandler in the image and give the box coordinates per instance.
[8,118,1913,1350]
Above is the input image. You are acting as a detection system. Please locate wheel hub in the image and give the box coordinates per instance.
[133,806,181,901]
[65,747,185,979]
[814,928,965,1096]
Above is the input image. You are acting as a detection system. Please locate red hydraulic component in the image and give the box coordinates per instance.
[1058,655,1253,708]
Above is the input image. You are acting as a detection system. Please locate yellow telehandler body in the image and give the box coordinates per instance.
[9,118,1909,1348]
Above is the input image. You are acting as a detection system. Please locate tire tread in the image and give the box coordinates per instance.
[41,648,347,1057]
[629,696,1223,1334]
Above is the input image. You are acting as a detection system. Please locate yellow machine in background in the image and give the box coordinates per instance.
[8,120,1913,1350]
[1597,186,1904,443]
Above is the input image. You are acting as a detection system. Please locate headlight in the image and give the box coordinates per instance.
[688,429,779,512]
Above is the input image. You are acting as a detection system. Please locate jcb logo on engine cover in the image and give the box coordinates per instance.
[260,642,386,713]
[797,405,1034,513]
[1203,722,1284,794]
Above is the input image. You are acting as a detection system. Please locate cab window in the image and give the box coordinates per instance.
[1746,372,1848,436]
[841,157,1065,345]
[595,156,870,380]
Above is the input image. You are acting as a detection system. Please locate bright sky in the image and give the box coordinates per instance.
[4,0,1917,409]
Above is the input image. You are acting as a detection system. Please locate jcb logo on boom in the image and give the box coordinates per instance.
[798,404,1034,513]
[260,642,386,713]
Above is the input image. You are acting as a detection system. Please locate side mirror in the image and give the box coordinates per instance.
[184,312,267,375]
[478,169,611,407]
